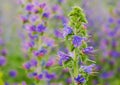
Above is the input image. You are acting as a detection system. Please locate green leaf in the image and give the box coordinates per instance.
[64,58,73,68]
[68,6,88,24]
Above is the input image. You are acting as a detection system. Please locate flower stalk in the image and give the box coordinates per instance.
[58,6,96,85]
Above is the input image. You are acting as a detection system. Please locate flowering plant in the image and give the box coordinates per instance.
[58,6,96,85]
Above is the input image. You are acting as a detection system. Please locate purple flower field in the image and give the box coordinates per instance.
[0,0,120,85]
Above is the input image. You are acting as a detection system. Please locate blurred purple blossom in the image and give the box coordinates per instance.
[63,25,73,37]
[37,24,46,33]
[0,56,6,66]
[81,64,96,74]
[100,71,114,79]
[58,51,70,65]
[54,29,63,38]
[9,70,17,78]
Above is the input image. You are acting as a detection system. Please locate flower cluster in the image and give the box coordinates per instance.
[20,1,59,84]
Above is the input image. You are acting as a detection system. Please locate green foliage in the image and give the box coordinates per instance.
[68,6,87,26]
[64,58,74,68]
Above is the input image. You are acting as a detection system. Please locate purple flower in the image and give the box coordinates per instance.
[34,48,47,57]
[23,62,31,70]
[54,29,63,38]
[74,74,86,83]
[58,51,70,65]
[45,58,55,67]
[42,12,49,18]
[72,36,83,47]
[35,74,43,80]
[22,81,27,85]
[61,16,68,24]
[5,82,9,85]
[1,49,7,56]
[30,59,38,67]
[81,64,96,74]
[26,3,34,12]
[32,72,38,77]
[37,24,46,33]
[108,17,114,23]
[20,15,28,23]
[63,25,73,37]
[45,72,56,80]
[52,5,59,12]
[28,41,35,48]
[29,25,36,32]
[83,46,94,54]
[5,82,10,85]
[0,56,6,66]
[9,70,17,78]
[22,41,34,51]
[109,51,120,58]
[100,71,114,79]
[28,33,38,40]
[66,78,72,84]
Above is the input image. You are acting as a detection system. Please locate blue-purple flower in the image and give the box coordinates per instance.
[45,72,56,80]
[42,12,49,18]
[66,78,72,84]
[30,59,38,67]
[72,36,83,47]
[34,48,47,57]
[25,3,34,12]
[35,73,43,80]
[21,81,27,85]
[29,25,36,32]
[63,25,73,37]
[109,50,120,58]
[9,70,17,78]
[58,51,70,65]
[54,29,63,38]
[45,58,55,67]
[74,74,86,83]
[0,56,6,66]
[81,64,96,74]
[20,15,29,23]
[28,41,35,48]
[1,49,7,56]
[23,62,31,70]
[100,71,114,79]
[37,24,46,33]
[83,46,94,54]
